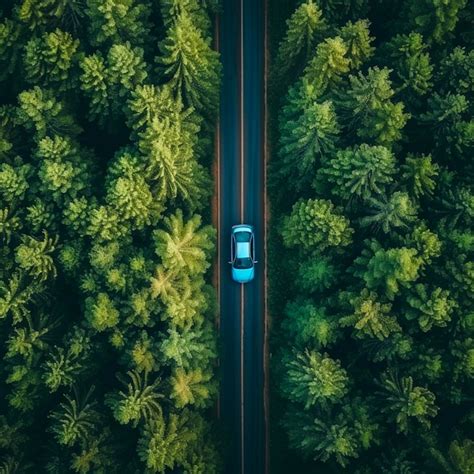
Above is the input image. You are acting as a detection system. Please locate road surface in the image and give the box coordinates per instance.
[217,0,267,473]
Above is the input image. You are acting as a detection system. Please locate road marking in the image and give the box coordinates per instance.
[240,1,245,473]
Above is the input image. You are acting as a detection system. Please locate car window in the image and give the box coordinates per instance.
[234,257,253,269]
[235,231,251,243]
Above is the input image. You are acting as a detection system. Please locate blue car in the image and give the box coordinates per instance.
[229,224,257,283]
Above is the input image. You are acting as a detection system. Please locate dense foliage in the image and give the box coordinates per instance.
[270,0,474,472]
[0,0,221,472]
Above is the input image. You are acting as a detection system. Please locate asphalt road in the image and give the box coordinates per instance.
[217,0,267,473]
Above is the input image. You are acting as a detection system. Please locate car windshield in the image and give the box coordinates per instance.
[234,257,253,269]
[235,231,251,242]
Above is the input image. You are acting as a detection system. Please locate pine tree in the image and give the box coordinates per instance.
[282,198,353,252]
[318,144,396,201]
[153,210,215,275]
[338,19,374,70]
[407,0,467,44]
[339,289,401,340]
[23,29,80,91]
[105,371,163,427]
[303,36,349,96]
[49,386,99,447]
[360,192,417,234]
[160,0,211,34]
[0,19,23,81]
[381,33,433,98]
[376,371,438,433]
[278,99,340,191]
[275,1,325,77]
[402,153,439,198]
[281,349,348,409]
[157,12,221,118]
[338,67,410,146]
[85,0,151,47]
[170,367,213,408]
[354,241,422,300]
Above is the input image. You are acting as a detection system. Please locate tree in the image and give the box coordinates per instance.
[281,349,348,409]
[278,99,340,191]
[303,36,349,96]
[0,19,23,81]
[15,232,58,281]
[431,439,474,474]
[381,33,433,98]
[405,284,456,332]
[296,256,338,292]
[337,67,409,146]
[282,198,353,252]
[275,1,325,76]
[137,410,198,472]
[170,367,213,408]
[153,210,215,275]
[157,12,221,118]
[407,0,467,43]
[49,386,99,447]
[360,192,417,234]
[86,0,151,47]
[282,299,339,347]
[376,371,438,433]
[338,19,374,70]
[160,0,211,34]
[318,144,396,201]
[17,86,81,138]
[106,371,163,427]
[23,29,80,91]
[284,408,359,467]
[340,289,401,340]
[354,241,422,300]
[84,292,119,332]
[402,153,439,198]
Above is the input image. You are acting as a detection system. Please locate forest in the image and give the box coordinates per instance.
[0,0,222,472]
[269,0,474,472]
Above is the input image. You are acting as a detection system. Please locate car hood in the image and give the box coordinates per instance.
[232,267,255,283]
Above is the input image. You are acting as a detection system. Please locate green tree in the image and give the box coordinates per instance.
[402,153,439,198]
[340,289,401,340]
[407,0,467,43]
[338,19,374,70]
[337,67,409,145]
[170,367,213,408]
[86,0,151,47]
[282,299,339,347]
[278,99,340,191]
[405,284,456,332]
[381,33,433,98]
[303,36,349,96]
[296,256,338,292]
[275,1,325,76]
[160,0,211,33]
[137,410,199,472]
[153,210,215,275]
[354,241,422,300]
[376,371,438,433]
[106,371,163,427]
[84,292,119,332]
[0,19,23,81]
[360,192,417,234]
[318,144,396,201]
[15,232,58,281]
[157,12,221,118]
[282,198,353,252]
[49,386,99,447]
[281,350,348,409]
[23,29,80,91]
[431,439,474,474]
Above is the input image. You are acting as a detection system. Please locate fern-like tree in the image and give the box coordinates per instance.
[338,19,374,70]
[153,210,215,275]
[281,349,348,409]
[105,371,163,427]
[375,371,438,433]
[275,1,325,77]
[157,12,221,118]
[282,198,353,252]
[49,386,99,447]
